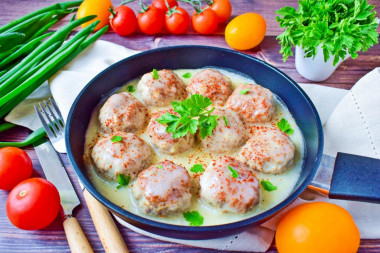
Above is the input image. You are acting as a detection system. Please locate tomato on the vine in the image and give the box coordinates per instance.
[165,7,190,34]
[109,5,137,36]
[6,178,61,230]
[151,0,178,12]
[208,0,232,23]
[191,9,219,35]
[0,147,33,191]
[77,0,113,31]
[138,6,165,35]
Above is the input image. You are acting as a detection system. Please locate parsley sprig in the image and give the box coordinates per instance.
[228,165,239,178]
[156,94,219,139]
[261,180,277,191]
[190,164,204,173]
[276,0,379,65]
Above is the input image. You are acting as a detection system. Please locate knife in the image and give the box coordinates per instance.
[34,138,93,253]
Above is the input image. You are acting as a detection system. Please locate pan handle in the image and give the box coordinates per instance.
[328,152,380,204]
[309,152,380,204]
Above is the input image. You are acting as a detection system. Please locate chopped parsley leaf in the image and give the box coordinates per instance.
[222,115,228,126]
[111,135,123,142]
[126,85,135,92]
[190,164,204,173]
[261,180,277,191]
[183,211,204,226]
[228,165,239,178]
[277,118,294,134]
[152,69,159,79]
[157,165,163,169]
[239,89,249,95]
[182,72,192,78]
[116,174,130,189]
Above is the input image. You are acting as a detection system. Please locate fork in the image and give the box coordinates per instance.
[34,98,66,153]
[34,97,129,253]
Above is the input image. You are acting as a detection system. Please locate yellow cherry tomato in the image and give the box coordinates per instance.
[225,13,266,50]
[77,0,113,31]
[276,202,360,253]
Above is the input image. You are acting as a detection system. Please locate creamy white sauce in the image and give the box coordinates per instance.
[84,68,305,226]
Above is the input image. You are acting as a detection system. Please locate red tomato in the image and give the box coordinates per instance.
[138,7,165,35]
[0,147,33,191]
[208,0,232,23]
[109,5,137,36]
[151,0,178,12]
[6,178,61,230]
[191,9,219,35]
[165,7,190,34]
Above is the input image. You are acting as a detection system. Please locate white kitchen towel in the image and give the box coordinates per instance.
[5,40,380,251]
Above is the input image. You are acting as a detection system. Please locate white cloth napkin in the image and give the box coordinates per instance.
[5,40,380,251]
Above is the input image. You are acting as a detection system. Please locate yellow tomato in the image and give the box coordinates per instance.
[77,0,113,31]
[225,13,266,50]
[276,202,360,253]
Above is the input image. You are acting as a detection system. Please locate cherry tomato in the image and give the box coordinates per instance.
[109,6,137,36]
[276,202,360,253]
[208,0,232,23]
[225,13,266,50]
[138,7,165,35]
[6,178,61,230]
[151,0,178,12]
[77,0,113,31]
[0,147,33,191]
[191,9,218,35]
[165,7,190,35]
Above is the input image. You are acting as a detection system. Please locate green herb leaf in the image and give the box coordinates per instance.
[182,72,192,78]
[277,118,294,134]
[222,115,228,126]
[157,165,163,169]
[183,211,204,226]
[111,135,123,142]
[275,0,379,65]
[116,174,130,189]
[126,85,135,92]
[239,89,249,95]
[152,69,159,79]
[261,180,277,191]
[190,164,204,173]
[156,94,218,139]
[228,165,239,178]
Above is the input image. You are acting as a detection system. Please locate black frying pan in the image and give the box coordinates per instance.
[66,46,379,240]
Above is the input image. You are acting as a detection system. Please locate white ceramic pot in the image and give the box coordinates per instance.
[295,45,347,82]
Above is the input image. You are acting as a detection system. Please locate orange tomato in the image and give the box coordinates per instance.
[276,202,360,253]
[225,13,266,50]
[77,0,113,31]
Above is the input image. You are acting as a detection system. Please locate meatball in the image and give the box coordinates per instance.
[91,132,152,180]
[198,107,247,153]
[132,160,192,216]
[137,69,187,106]
[237,127,295,174]
[200,156,260,213]
[226,83,275,123]
[99,92,148,134]
[186,69,232,106]
[148,109,194,154]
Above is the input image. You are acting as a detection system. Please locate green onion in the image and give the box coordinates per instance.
[0,122,16,132]
[0,126,46,148]
[0,1,83,34]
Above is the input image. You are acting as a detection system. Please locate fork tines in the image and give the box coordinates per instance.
[34,98,65,140]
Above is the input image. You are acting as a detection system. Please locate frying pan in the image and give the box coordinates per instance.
[65,46,379,240]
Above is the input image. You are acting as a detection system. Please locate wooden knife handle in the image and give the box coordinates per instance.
[63,216,94,253]
[83,189,129,253]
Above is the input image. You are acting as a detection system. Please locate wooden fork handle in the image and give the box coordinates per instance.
[63,216,93,253]
[83,189,129,253]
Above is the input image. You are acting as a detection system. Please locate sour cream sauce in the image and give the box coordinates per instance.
[84,68,305,226]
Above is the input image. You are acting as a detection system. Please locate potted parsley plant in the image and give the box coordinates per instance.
[276,0,379,82]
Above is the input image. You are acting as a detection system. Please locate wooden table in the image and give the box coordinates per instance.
[1,0,380,252]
